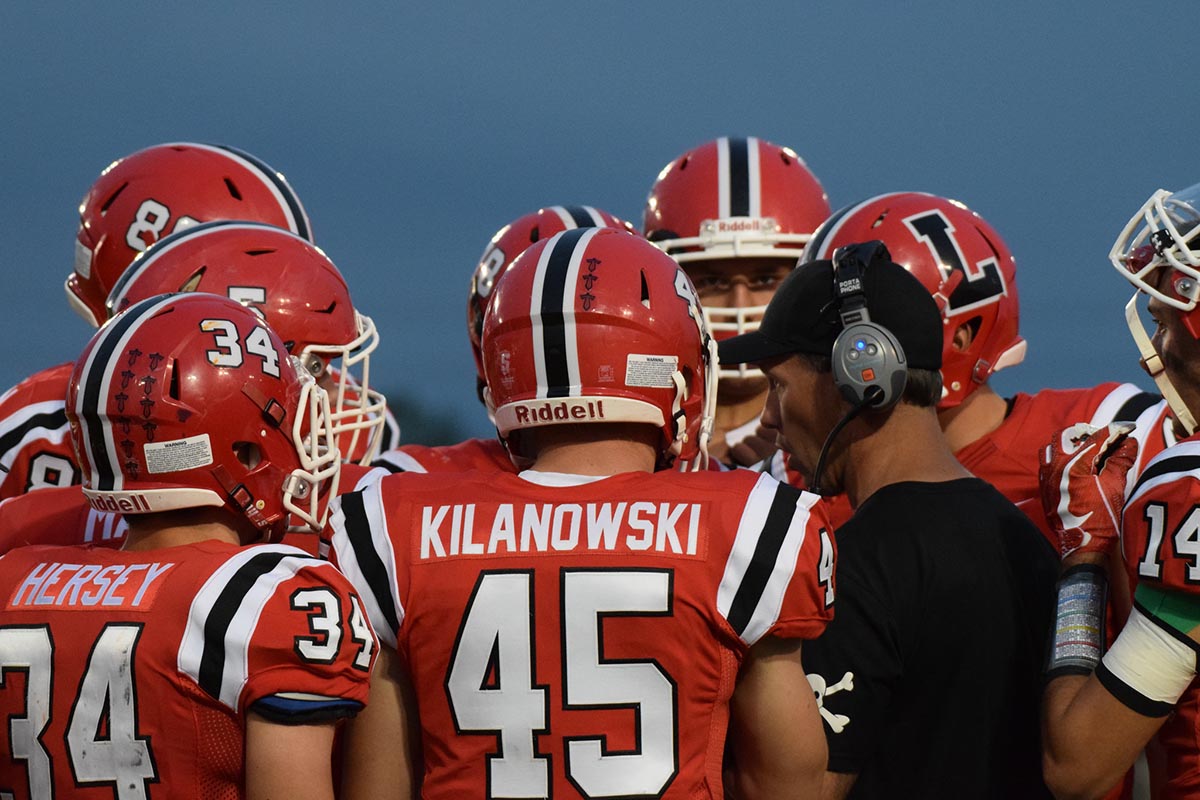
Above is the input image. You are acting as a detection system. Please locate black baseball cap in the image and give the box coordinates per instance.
[718,251,943,370]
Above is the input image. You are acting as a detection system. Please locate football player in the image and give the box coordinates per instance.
[0,142,314,501]
[0,220,395,555]
[330,229,834,799]
[642,136,831,469]
[1042,180,1200,798]
[801,191,1174,546]
[372,204,636,474]
[0,293,375,799]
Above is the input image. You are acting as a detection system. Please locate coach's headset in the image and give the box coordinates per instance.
[830,240,908,409]
[809,240,907,494]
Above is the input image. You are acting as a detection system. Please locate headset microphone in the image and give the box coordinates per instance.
[809,386,883,495]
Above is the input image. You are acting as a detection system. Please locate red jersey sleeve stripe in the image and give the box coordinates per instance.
[329,485,403,648]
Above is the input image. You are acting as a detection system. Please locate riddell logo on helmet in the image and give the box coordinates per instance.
[703,216,779,234]
[86,494,153,513]
[514,400,606,425]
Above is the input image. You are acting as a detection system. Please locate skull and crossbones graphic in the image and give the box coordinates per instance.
[807,671,855,734]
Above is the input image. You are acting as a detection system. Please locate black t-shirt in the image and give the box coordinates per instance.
[803,478,1057,799]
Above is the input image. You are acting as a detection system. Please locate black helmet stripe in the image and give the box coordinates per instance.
[804,194,894,263]
[106,220,284,316]
[560,205,602,227]
[208,143,313,242]
[530,227,598,398]
[725,137,752,217]
[76,294,179,491]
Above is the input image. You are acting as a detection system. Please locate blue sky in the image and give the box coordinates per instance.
[1,2,1193,441]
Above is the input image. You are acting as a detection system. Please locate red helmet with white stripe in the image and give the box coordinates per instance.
[105,220,385,464]
[468,206,637,402]
[642,136,830,378]
[69,142,312,327]
[66,293,339,538]
[803,192,1024,408]
[482,227,717,469]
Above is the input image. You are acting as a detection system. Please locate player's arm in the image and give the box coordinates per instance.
[245,713,340,800]
[1043,567,1199,799]
[340,645,421,800]
[728,635,827,800]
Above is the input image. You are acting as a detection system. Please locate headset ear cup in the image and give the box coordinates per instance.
[831,322,908,409]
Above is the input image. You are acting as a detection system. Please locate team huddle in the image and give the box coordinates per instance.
[0,138,1198,799]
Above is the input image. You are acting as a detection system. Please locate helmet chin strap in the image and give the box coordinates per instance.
[1125,293,1198,436]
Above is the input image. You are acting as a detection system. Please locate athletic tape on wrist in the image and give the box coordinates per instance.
[1046,564,1107,679]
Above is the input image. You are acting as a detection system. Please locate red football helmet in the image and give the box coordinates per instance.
[67,293,340,538]
[468,206,637,402]
[802,192,1025,408]
[482,227,717,470]
[1110,181,1200,434]
[69,142,313,327]
[106,220,386,464]
[642,136,831,376]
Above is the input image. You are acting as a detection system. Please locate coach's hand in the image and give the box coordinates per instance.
[1039,422,1138,561]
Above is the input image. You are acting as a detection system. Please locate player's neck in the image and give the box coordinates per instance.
[529,439,657,476]
[122,508,248,551]
[935,383,1008,453]
[709,389,768,463]
[842,405,972,508]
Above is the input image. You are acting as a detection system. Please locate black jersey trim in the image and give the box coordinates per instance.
[1114,391,1162,422]
[540,228,588,399]
[726,481,802,637]
[197,551,318,699]
[1095,662,1174,718]
[370,457,407,474]
[1129,455,1200,499]
[0,408,69,456]
[339,490,401,635]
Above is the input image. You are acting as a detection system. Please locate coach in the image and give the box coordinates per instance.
[719,241,1057,799]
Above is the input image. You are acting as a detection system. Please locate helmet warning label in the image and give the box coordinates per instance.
[144,433,214,474]
[625,354,679,388]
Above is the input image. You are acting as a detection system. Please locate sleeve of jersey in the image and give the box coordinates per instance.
[177,546,377,725]
[1123,444,1200,596]
[326,482,407,650]
[799,564,900,774]
[715,473,834,645]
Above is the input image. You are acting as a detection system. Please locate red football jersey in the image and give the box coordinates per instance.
[328,467,833,799]
[0,540,375,800]
[373,437,516,474]
[0,363,78,500]
[956,382,1173,549]
[1120,438,1200,798]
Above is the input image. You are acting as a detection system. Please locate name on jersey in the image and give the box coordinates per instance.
[420,502,704,560]
[8,561,175,610]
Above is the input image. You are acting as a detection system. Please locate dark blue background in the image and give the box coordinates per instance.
[2,2,1191,440]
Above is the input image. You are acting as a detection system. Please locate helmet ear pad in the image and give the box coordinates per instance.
[831,321,907,409]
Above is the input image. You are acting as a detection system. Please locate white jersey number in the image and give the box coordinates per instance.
[446,569,678,799]
[0,623,158,799]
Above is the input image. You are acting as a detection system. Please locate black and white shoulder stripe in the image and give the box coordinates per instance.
[717,473,820,645]
[1127,440,1200,507]
[328,482,404,649]
[177,544,329,710]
